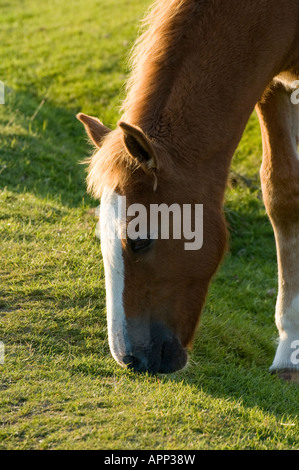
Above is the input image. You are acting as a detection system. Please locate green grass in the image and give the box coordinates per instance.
[0,0,298,450]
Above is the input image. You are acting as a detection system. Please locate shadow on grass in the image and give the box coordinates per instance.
[0,88,95,207]
[178,351,299,425]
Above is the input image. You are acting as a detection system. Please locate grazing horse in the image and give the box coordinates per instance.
[78,0,299,380]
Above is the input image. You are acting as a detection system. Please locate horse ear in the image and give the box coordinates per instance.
[118,121,158,170]
[77,113,110,148]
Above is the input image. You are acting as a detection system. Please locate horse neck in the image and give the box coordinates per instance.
[123,0,297,202]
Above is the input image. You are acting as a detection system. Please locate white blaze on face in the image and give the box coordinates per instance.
[100,189,129,364]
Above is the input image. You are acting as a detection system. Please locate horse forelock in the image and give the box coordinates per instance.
[86,129,138,199]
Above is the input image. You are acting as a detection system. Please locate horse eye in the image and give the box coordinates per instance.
[128,237,152,253]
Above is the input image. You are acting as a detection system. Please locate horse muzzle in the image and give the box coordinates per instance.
[110,320,188,374]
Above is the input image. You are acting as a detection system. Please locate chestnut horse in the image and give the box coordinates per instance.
[78,0,299,380]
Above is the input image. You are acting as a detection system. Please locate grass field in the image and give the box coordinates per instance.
[1,0,299,451]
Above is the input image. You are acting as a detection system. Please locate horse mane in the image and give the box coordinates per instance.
[87,0,203,199]
[121,0,203,125]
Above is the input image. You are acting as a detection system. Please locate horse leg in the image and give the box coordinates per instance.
[256,81,299,382]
